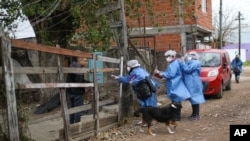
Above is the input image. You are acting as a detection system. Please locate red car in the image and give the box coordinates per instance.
[187,49,232,98]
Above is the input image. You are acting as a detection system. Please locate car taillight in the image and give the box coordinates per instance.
[207,69,219,77]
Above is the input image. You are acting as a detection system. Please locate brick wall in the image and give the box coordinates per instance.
[126,0,180,27]
[127,0,212,27]
[195,0,213,29]
[126,0,212,52]
[129,34,181,52]
[155,34,181,52]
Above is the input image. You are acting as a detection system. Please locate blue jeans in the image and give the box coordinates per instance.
[68,94,84,124]
[234,72,240,82]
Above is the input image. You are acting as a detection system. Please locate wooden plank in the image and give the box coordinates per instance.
[28,99,115,125]
[96,68,119,73]
[0,67,118,74]
[59,115,118,140]
[12,67,91,74]
[17,83,94,89]
[110,21,122,28]
[16,89,38,94]
[71,114,117,136]
[11,67,115,74]
[73,118,117,140]
[11,39,92,58]
[80,115,117,132]
[97,82,119,87]
[57,47,72,141]
[97,56,120,64]
[63,67,91,73]
[93,54,100,136]
[68,98,115,115]
[28,112,62,125]
[70,123,117,141]
[118,56,124,121]
[1,36,20,141]
[95,3,121,17]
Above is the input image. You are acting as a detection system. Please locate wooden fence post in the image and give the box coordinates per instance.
[1,36,20,141]
[93,53,100,136]
[56,45,72,141]
[118,56,123,121]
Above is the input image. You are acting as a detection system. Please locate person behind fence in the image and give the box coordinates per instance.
[110,59,157,125]
[154,50,191,121]
[180,51,205,121]
[231,54,243,83]
[66,57,87,124]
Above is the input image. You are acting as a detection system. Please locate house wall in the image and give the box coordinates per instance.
[224,49,246,62]
[127,0,179,27]
[129,34,181,52]
[223,43,250,61]
[126,0,212,52]
[195,0,213,30]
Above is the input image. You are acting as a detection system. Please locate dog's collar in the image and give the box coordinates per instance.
[171,104,177,109]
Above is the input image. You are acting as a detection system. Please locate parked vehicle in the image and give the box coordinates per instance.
[186,49,232,98]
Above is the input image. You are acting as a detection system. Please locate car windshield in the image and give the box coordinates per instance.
[197,52,220,67]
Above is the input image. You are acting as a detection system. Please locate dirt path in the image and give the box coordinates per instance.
[28,67,250,141]
[127,66,250,141]
[88,66,250,141]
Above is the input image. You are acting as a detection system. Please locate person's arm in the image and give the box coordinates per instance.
[111,74,130,84]
[239,60,243,67]
[162,68,176,79]
[161,61,179,79]
[117,75,130,84]
[181,61,199,74]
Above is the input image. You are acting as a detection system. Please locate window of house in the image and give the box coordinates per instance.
[201,0,207,13]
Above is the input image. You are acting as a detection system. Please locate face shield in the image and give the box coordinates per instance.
[185,51,199,61]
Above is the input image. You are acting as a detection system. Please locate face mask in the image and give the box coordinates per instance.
[166,57,172,62]
[127,67,131,72]
[187,56,192,61]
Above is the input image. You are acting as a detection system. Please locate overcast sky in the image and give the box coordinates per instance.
[212,0,250,29]
[212,0,250,43]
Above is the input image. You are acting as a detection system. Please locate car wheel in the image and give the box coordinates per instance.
[215,83,223,99]
[225,78,231,90]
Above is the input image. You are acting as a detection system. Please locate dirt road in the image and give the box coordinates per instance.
[28,67,250,141]
[89,66,250,141]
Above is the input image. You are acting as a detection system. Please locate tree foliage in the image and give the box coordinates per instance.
[0,0,24,31]
[1,0,196,51]
[1,0,120,51]
[212,7,238,46]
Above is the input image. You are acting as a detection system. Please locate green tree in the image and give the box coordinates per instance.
[1,0,196,51]
[1,0,112,50]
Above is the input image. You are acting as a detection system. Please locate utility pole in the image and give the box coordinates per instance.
[219,0,222,48]
[235,11,244,56]
[178,0,186,54]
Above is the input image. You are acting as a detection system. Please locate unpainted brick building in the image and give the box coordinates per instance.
[127,0,213,55]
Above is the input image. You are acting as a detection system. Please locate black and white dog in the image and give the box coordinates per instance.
[134,102,182,136]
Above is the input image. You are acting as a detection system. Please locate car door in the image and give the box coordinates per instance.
[222,53,231,85]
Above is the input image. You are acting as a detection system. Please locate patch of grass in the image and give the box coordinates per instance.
[243,61,250,66]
